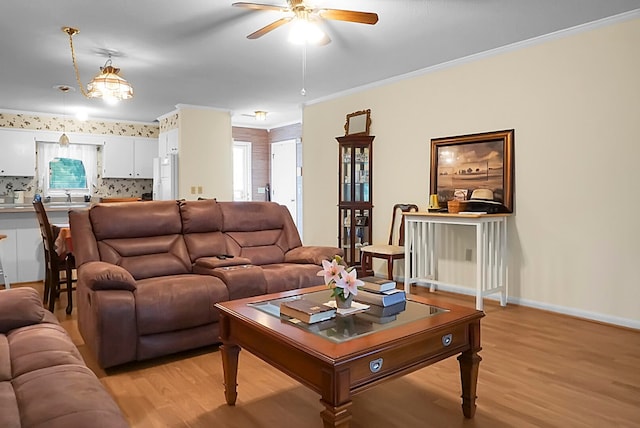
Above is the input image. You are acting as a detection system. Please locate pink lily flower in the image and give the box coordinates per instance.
[317,258,345,285]
[334,269,363,298]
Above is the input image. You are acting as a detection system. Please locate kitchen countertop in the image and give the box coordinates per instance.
[0,203,92,213]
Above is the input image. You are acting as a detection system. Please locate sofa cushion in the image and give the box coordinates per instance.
[0,288,45,334]
[13,365,129,428]
[7,322,84,378]
[179,199,223,233]
[98,235,192,280]
[261,263,326,293]
[135,274,229,335]
[91,200,181,239]
[220,201,285,232]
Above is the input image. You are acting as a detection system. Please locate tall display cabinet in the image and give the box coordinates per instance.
[337,135,374,268]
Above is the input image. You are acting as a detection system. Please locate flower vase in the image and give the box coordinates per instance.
[335,293,354,309]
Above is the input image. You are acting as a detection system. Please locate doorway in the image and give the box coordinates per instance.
[271,139,298,226]
[233,141,252,201]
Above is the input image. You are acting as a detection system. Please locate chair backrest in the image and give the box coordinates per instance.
[33,200,66,275]
[388,203,419,246]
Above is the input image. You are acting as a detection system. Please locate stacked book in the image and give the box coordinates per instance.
[356,276,407,324]
[279,299,337,324]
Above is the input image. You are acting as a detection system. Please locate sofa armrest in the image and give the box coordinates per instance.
[284,246,344,266]
[78,261,137,292]
[0,287,46,333]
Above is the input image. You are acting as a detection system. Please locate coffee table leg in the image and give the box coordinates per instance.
[458,319,482,418]
[319,367,352,428]
[221,342,240,405]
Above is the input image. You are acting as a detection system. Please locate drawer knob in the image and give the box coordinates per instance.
[369,358,383,373]
[442,333,453,347]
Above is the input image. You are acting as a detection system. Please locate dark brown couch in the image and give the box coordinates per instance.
[69,199,341,368]
[0,287,129,428]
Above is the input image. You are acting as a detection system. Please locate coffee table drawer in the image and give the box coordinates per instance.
[348,324,469,386]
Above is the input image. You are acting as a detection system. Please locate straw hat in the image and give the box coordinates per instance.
[469,188,501,205]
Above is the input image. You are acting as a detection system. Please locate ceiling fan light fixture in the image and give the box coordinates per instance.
[87,62,134,102]
[62,26,134,102]
[288,18,324,45]
[254,110,267,121]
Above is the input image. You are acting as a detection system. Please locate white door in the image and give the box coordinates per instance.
[233,141,252,201]
[271,140,297,224]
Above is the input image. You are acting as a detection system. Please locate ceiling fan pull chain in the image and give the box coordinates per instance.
[300,43,307,96]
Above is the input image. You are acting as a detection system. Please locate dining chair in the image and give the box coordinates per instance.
[359,203,419,280]
[33,200,76,314]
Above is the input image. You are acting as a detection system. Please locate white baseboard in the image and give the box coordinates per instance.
[408,282,640,330]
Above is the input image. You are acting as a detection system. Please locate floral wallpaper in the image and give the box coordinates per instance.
[0,112,159,138]
[159,112,179,133]
[0,111,157,201]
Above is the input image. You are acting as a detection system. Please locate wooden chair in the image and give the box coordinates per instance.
[33,200,76,314]
[359,203,419,280]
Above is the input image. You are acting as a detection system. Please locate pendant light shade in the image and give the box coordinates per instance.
[59,133,70,146]
[56,85,72,147]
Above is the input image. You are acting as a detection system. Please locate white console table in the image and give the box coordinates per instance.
[403,212,510,311]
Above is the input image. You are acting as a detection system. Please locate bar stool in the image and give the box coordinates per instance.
[0,234,11,289]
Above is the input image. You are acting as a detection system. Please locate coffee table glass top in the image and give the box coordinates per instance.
[248,289,448,343]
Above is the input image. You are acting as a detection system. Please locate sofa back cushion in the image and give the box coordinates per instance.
[89,201,191,279]
[219,202,300,265]
[179,199,227,262]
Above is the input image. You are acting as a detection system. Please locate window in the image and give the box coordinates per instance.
[49,158,87,189]
[37,141,98,197]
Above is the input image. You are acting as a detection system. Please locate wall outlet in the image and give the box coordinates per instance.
[190,186,196,195]
[465,248,473,261]
[197,186,203,194]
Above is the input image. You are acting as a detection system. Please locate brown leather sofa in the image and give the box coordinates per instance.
[69,199,341,368]
[0,287,129,428]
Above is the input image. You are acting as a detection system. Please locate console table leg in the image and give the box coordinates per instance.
[458,320,482,418]
[221,343,240,405]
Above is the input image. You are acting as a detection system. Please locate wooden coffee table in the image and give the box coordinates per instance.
[215,285,484,428]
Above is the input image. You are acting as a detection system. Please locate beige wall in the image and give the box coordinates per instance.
[178,107,233,200]
[302,17,640,326]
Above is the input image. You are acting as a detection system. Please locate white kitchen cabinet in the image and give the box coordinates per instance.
[0,129,36,176]
[133,138,157,178]
[16,228,45,282]
[102,137,158,179]
[0,229,18,284]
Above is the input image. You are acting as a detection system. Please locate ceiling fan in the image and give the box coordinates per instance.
[232,0,378,44]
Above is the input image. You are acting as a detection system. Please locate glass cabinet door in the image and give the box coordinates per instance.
[340,207,371,266]
[341,146,352,202]
[354,146,370,202]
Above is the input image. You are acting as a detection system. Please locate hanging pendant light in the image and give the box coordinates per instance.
[56,85,73,146]
[62,27,134,103]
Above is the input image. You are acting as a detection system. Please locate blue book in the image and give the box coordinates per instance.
[355,289,406,307]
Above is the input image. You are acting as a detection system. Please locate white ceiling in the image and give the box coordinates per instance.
[2,1,639,129]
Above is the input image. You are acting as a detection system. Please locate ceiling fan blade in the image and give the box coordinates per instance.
[232,2,288,12]
[319,9,379,25]
[247,16,293,39]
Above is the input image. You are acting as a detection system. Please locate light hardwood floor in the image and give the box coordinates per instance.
[30,282,640,428]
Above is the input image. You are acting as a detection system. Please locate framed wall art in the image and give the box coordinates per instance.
[344,109,371,136]
[430,129,514,212]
